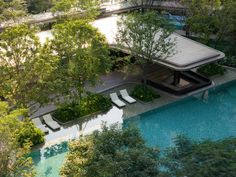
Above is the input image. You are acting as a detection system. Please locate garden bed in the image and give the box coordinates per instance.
[197,63,226,77]
[130,84,160,103]
[52,93,112,124]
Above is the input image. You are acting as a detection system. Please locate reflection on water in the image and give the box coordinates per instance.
[124,81,236,149]
[43,142,68,159]
[30,142,68,177]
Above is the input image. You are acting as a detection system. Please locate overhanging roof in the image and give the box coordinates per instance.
[92,16,225,71]
[37,15,225,71]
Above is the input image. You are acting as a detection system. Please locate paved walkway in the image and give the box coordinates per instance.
[34,67,236,147]
[31,64,157,118]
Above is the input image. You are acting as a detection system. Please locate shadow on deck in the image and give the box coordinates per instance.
[145,65,212,96]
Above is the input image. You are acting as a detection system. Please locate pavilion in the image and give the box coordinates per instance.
[37,15,225,96]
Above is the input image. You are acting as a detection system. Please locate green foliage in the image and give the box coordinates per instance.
[162,135,236,177]
[117,11,175,83]
[26,0,53,14]
[52,0,101,20]
[17,120,45,147]
[131,85,160,102]
[50,20,111,101]
[109,49,133,71]
[220,56,236,68]
[183,0,236,47]
[197,63,226,76]
[53,93,112,123]
[0,24,61,108]
[60,124,160,177]
[117,11,175,64]
[0,102,35,177]
[0,0,27,23]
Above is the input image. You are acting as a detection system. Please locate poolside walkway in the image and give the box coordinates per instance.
[33,66,236,147]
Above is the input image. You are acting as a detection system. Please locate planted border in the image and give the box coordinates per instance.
[131,85,160,103]
[52,93,112,124]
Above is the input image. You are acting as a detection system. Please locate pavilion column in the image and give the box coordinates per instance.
[173,71,181,86]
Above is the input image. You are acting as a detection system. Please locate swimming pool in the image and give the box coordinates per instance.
[32,81,236,177]
[125,81,236,148]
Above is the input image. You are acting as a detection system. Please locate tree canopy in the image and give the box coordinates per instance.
[0,24,60,108]
[52,0,101,21]
[0,101,35,177]
[0,0,27,23]
[50,20,111,101]
[182,0,236,48]
[116,11,175,81]
[26,0,53,14]
[162,135,236,177]
[60,124,160,177]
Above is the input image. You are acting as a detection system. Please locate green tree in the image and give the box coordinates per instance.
[0,24,61,109]
[0,0,27,23]
[52,0,101,21]
[60,124,160,177]
[17,119,45,146]
[182,0,222,43]
[0,102,35,177]
[215,0,236,53]
[116,11,175,83]
[162,135,236,177]
[50,20,111,101]
[26,0,53,14]
[182,0,236,48]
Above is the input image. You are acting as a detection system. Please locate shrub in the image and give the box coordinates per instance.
[17,120,45,147]
[53,93,112,123]
[131,85,160,102]
[197,63,226,76]
[220,56,236,68]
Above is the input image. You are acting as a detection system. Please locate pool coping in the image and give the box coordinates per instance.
[33,67,236,149]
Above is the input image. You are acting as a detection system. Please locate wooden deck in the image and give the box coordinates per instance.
[146,65,174,83]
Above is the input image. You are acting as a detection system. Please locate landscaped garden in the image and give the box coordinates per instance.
[131,85,160,102]
[0,0,236,177]
[52,93,112,123]
[197,63,226,77]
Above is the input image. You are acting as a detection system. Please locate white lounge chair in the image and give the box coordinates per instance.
[110,93,126,108]
[32,117,49,134]
[42,114,60,131]
[120,89,136,104]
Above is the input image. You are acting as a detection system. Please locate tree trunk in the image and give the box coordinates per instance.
[142,64,148,85]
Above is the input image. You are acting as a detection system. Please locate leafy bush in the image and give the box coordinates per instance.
[17,120,45,147]
[197,63,226,76]
[110,49,131,71]
[61,125,160,177]
[220,56,236,68]
[162,136,236,177]
[53,93,112,123]
[131,85,160,102]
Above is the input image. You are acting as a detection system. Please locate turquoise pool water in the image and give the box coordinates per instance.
[125,81,236,148]
[31,142,68,177]
[31,81,236,177]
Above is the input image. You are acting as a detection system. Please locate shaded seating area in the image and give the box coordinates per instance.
[146,69,212,96]
[144,64,212,96]
[92,16,225,96]
[36,16,225,97]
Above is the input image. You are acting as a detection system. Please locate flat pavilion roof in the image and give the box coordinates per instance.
[37,16,225,71]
